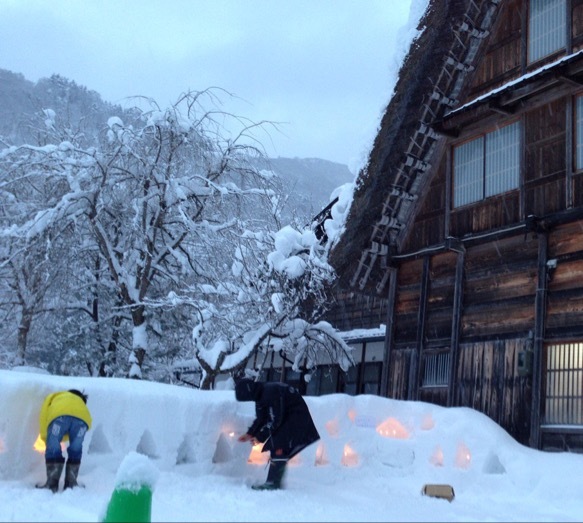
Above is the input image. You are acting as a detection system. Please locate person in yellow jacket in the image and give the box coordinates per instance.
[36,389,92,493]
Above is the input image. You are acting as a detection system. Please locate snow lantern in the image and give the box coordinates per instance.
[212,433,234,464]
[289,453,301,467]
[33,434,45,453]
[325,418,340,437]
[376,417,410,439]
[455,441,471,469]
[247,442,269,465]
[421,413,435,430]
[347,409,357,423]
[314,442,329,466]
[341,443,359,467]
[430,445,444,466]
[33,434,66,454]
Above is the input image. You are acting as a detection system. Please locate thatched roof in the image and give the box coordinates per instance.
[328,0,503,293]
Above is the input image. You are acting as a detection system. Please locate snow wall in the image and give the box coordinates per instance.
[0,368,524,482]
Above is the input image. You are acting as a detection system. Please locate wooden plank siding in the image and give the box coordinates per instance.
[323,290,389,332]
[461,235,538,339]
[466,0,522,99]
[546,220,583,339]
[455,339,531,444]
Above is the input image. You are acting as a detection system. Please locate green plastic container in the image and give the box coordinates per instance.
[101,484,153,523]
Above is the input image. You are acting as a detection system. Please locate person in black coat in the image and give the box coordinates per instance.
[235,378,320,490]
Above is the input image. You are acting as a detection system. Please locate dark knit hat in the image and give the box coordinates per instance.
[234,378,261,402]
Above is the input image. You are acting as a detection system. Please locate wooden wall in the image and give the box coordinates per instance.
[546,220,583,338]
[455,339,531,444]
[323,289,388,332]
[462,235,538,339]
[468,0,522,98]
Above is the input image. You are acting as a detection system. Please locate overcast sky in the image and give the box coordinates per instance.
[0,0,417,172]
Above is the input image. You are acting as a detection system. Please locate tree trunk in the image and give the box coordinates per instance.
[15,309,33,366]
[129,305,148,379]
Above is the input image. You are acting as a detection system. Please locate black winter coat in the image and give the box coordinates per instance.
[235,379,320,459]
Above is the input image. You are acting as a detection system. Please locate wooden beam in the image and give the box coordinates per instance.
[487,101,515,115]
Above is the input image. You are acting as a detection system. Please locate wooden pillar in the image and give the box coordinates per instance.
[530,231,548,449]
[411,256,430,400]
[448,246,465,406]
[381,267,398,397]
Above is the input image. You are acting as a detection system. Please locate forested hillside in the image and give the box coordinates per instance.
[0,69,353,216]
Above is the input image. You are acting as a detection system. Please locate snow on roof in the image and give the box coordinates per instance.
[340,325,386,342]
[447,48,583,116]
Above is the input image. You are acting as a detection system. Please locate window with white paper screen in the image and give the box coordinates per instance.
[485,122,519,197]
[544,342,583,425]
[528,0,566,63]
[454,137,483,207]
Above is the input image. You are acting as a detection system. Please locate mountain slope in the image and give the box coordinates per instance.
[0,68,354,216]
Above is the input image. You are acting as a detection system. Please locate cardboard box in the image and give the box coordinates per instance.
[421,484,455,502]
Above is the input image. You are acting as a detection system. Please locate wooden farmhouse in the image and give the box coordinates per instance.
[248,0,583,453]
[319,0,583,453]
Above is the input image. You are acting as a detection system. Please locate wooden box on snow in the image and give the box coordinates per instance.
[421,484,455,502]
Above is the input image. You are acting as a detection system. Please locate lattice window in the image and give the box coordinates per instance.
[453,122,520,208]
[544,342,583,425]
[485,123,520,197]
[454,137,483,207]
[528,0,566,63]
[422,350,450,387]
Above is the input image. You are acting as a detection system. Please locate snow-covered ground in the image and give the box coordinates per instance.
[1,367,582,522]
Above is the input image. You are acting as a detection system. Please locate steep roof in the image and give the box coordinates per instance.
[328,0,503,293]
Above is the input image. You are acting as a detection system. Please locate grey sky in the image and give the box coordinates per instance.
[0,0,414,172]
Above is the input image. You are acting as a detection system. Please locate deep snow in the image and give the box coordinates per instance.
[1,368,582,522]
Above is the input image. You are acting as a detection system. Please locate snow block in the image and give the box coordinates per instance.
[421,483,455,502]
[101,484,153,523]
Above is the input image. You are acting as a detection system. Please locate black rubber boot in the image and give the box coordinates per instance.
[64,460,82,489]
[36,459,64,493]
[252,459,287,491]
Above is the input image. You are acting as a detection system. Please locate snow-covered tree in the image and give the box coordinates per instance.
[0,128,77,367]
[0,88,352,384]
[0,89,283,377]
[170,221,353,389]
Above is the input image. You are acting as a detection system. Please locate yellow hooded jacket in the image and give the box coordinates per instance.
[39,391,92,442]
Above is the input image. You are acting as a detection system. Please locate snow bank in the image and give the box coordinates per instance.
[0,368,536,488]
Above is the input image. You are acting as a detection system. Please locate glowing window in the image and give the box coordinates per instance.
[544,342,583,425]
